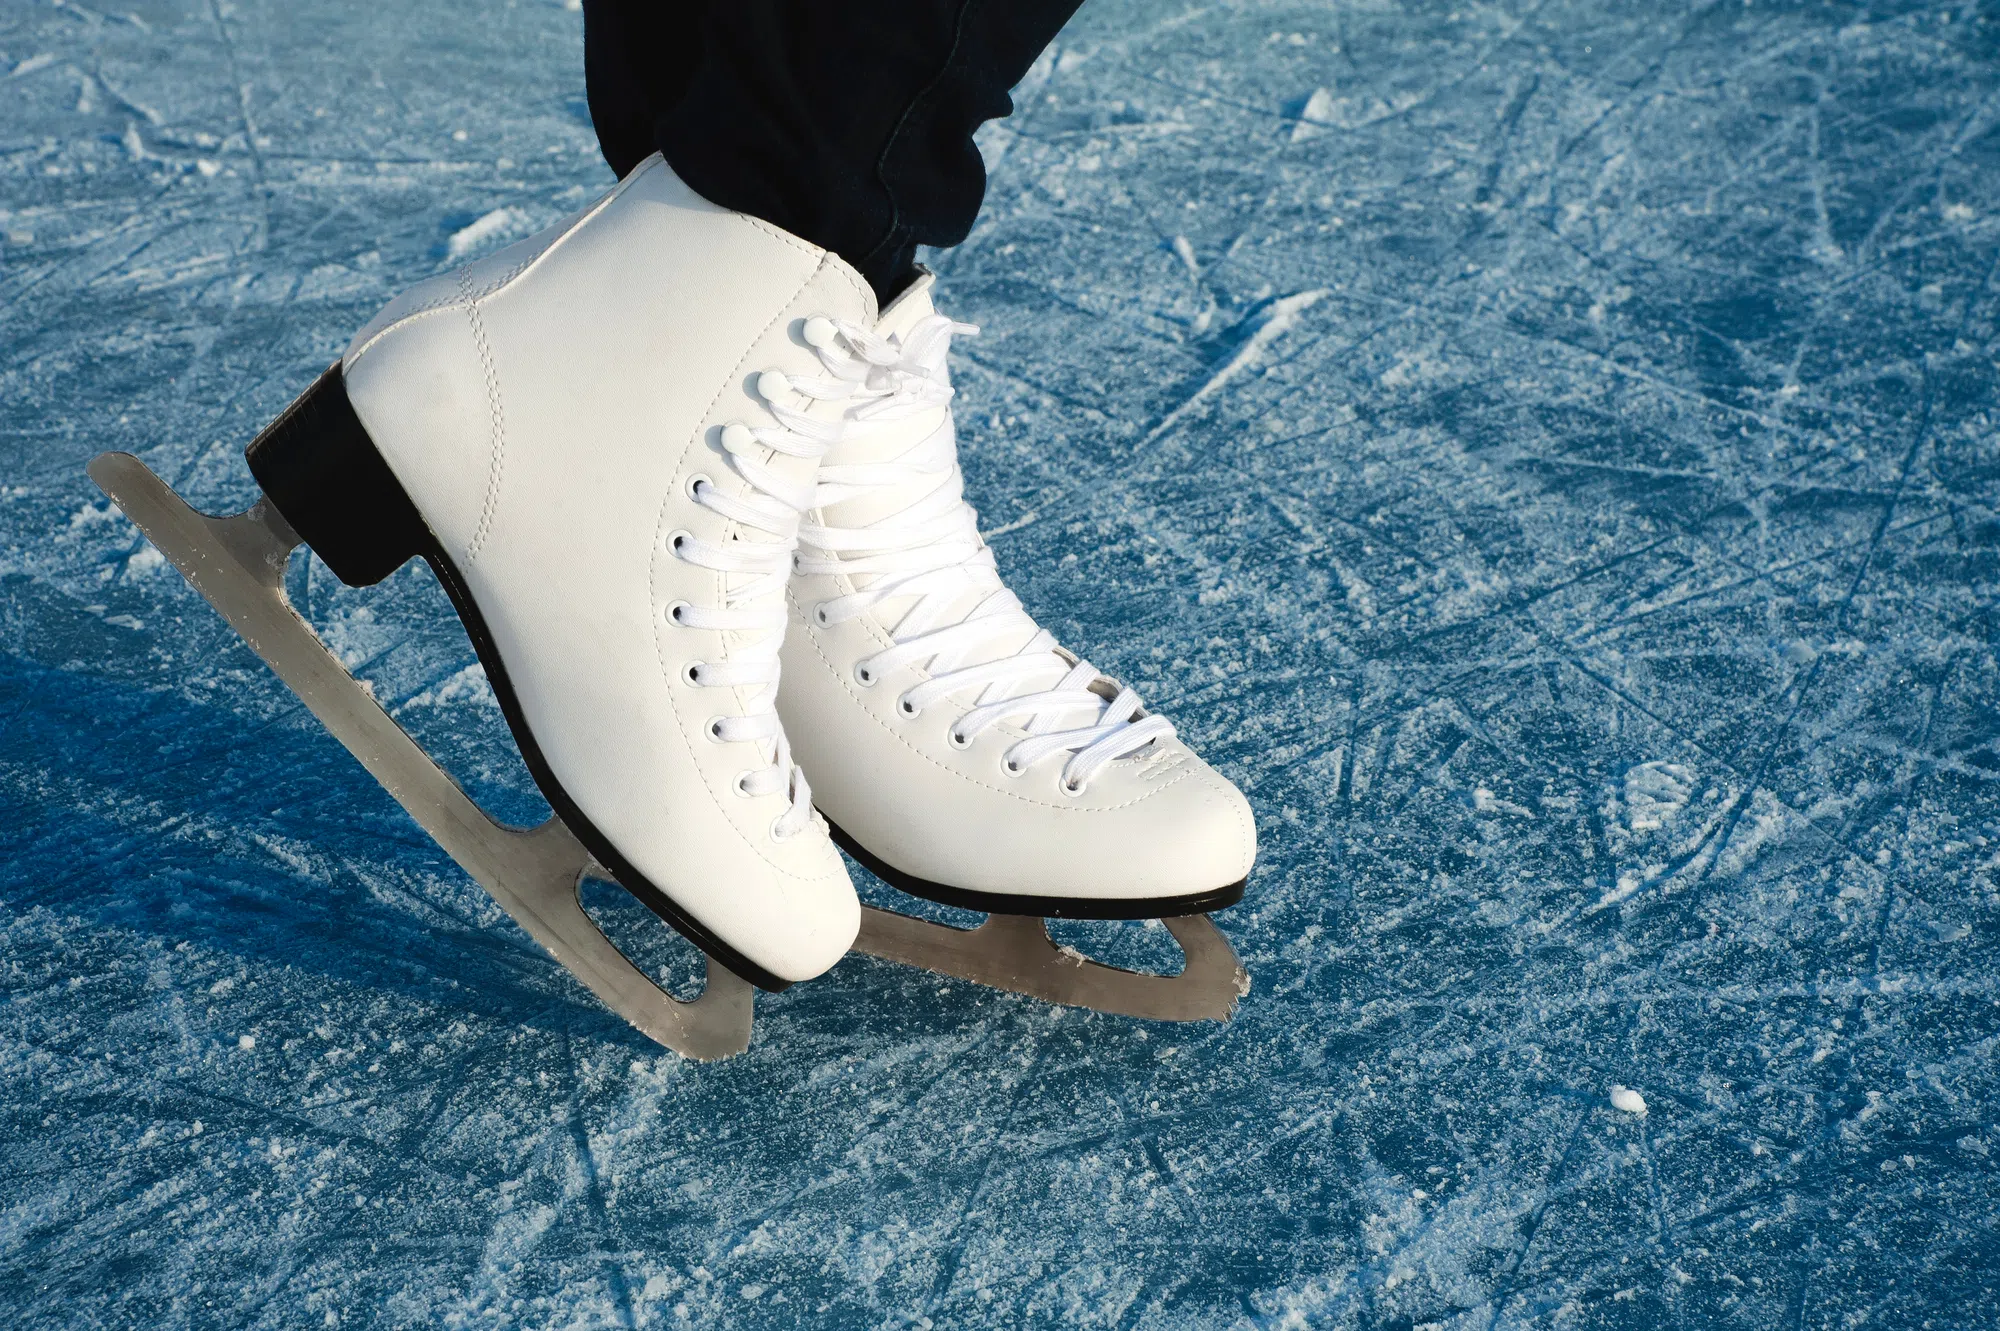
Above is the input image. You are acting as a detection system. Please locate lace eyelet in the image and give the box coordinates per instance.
[681,661,704,687]
[897,696,919,718]
[853,663,876,687]
[664,529,693,559]
[733,771,754,798]
[685,473,711,502]
[1060,776,1086,797]
[756,369,790,401]
[664,600,692,627]
[947,728,971,750]
[802,315,838,348]
[705,716,727,742]
[768,817,794,842]
[1002,755,1024,777]
[812,604,831,628]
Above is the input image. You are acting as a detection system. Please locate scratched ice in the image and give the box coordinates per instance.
[2,1,1997,1327]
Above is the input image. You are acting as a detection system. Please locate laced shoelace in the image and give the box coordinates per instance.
[672,341,857,839]
[796,313,1177,794]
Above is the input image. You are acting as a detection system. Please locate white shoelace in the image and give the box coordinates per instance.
[796,313,1177,794]
[672,342,857,839]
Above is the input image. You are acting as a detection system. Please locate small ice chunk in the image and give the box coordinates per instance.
[1624,762,1695,832]
[1291,87,1338,141]
[238,1034,256,1050]
[445,207,523,260]
[1609,1085,1647,1115]
[1473,786,1533,817]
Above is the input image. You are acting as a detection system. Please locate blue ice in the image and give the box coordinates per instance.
[2,1,1996,1326]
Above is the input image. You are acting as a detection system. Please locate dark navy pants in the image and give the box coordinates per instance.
[581,0,1085,303]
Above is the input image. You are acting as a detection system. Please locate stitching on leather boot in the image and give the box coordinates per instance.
[463,268,507,563]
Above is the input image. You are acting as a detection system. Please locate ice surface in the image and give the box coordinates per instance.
[3,0,1999,1327]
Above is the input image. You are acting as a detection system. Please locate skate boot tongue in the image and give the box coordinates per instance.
[878,268,940,340]
[817,272,949,509]
[812,271,960,546]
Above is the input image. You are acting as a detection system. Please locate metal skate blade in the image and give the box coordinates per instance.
[852,906,1249,1022]
[86,452,754,1061]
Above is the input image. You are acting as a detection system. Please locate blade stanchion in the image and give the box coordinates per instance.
[852,906,1248,1022]
[87,452,753,1060]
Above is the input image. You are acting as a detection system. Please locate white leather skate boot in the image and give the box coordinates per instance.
[777,274,1257,917]
[243,155,872,987]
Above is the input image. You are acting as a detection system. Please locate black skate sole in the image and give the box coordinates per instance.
[822,816,1246,921]
[245,363,793,995]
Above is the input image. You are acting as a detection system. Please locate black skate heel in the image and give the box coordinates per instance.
[244,363,429,587]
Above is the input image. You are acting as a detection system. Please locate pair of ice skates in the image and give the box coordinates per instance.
[91,157,1254,1058]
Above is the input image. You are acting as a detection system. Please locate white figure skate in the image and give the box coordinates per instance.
[108,155,870,993]
[782,274,1257,967]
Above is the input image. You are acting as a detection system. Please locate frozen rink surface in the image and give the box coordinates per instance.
[3,1,1998,1326]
